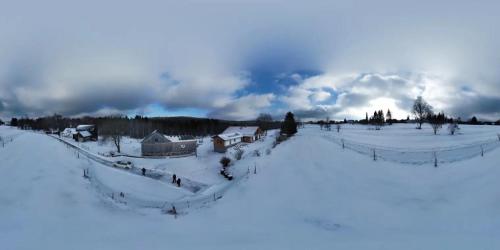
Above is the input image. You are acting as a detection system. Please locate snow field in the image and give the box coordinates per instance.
[2,124,500,249]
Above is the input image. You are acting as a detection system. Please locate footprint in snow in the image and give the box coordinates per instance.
[304,217,341,231]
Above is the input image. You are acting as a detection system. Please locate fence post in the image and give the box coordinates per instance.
[254,164,257,174]
[481,145,484,157]
[373,149,376,161]
[213,193,216,202]
[342,139,345,149]
[434,152,438,167]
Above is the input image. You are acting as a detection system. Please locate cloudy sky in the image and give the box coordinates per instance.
[1,0,499,121]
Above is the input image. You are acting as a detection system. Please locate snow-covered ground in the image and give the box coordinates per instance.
[56,131,276,186]
[332,123,500,149]
[2,124,500,249]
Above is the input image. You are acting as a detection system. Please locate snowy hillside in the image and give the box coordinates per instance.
[1,124,500,249]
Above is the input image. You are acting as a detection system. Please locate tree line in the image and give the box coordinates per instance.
[7,113,282,138]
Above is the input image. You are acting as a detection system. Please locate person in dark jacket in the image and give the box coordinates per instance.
[141,168,146,176]
[172,174,177,183]
[176,178,181,187]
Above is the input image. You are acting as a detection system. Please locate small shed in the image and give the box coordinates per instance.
[73,124,98,141]
[75,131,92,142]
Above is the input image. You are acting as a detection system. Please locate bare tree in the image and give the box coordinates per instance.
[234,148,244,160]
[428,112,446,135]
[412,96,433,129]
[325,117,332,131]
[100,117,127,153]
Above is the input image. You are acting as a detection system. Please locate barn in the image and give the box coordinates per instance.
[141,130,197,157]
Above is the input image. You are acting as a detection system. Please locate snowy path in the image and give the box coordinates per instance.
[47,133,254,211]
[50,135,209,193]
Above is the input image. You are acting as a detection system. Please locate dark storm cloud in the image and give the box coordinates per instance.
[449,96,500,120]
[1,0,499,120]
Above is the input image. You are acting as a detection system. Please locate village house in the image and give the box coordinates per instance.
[141,130,197,157]
[212,126,264,153]
[73,124,98,142]
[61,128,77,138]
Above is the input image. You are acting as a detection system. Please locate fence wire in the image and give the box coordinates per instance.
[326,135,500,166]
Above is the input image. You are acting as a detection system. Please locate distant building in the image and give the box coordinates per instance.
[141,130,197,157]
[212,126,264,153]
[73,124,98,142]
[62,128,77,138]
[221,126,263,143]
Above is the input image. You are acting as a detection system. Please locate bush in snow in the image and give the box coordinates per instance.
[234,149,244,160]
[253,149,261,157]
[448,121,460,135]
[266,148,271,155]
[220,156,231,168]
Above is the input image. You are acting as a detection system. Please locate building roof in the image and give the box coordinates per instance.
[221,126,259,136]
[79,131,92,137]
[63,128,77,134]
[141,130,171,143]
[216,132,243,141]
[142,130,196,143]
[76,125,95,131]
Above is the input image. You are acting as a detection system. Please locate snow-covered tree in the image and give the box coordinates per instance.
[448,120,460,135]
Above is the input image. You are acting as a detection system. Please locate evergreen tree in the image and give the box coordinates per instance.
[10,118,18,127]
[386,109,392,125]
[281,112,298,135]
[470,116,478,124]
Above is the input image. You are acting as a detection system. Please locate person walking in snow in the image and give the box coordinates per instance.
[141,167,146,176]
[172,174,177,183]
[176,178,181,187]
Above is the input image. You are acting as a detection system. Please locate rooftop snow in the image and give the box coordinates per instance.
[79,131,92,137]
[217,133,243,141]
[221,126,259,136]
